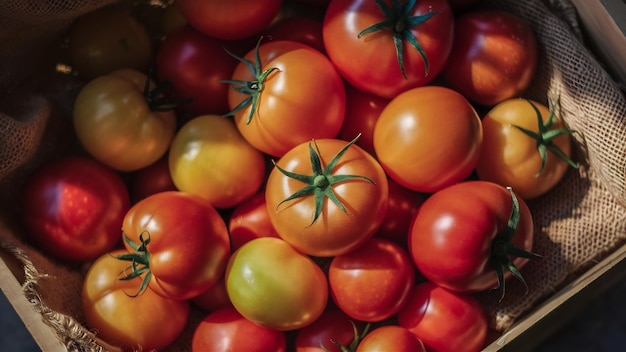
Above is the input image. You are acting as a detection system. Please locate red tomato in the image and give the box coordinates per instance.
[228,191,280,252]
[192,274,232,312]
[373,86,483,193]
[338,84,390,156]
[82,249,190,351]
[265,137,389,257]
[176,0,283,40]
[442,9,538,107]
[295,308,365,352]
[323,0,454,98]
[120,191,231,300]
[20,156,129,263]
[409,181,536,294]
[397,282,488,352]
[374,178,426,246]
[129,155,177,203]
[192,307,287,352]
[356,325,426,352]
[329,238,414,322]
[263,16,326,54]
[227,40,346,157]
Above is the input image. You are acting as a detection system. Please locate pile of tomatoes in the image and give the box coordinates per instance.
[16,0,580,351]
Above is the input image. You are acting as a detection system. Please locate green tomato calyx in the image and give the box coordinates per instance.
[321,321,371,352]
[144,68,191,112]
[273,134,375,227]
[115,231,153,297]
[491,187,541,301]
[358,0,439,79]
[512,98,579,176]
[222,37,280,124]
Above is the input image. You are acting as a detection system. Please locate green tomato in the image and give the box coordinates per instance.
[225,237,328,331]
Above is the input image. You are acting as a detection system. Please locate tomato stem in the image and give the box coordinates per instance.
[115,231,153,297]
[143,68,191,112]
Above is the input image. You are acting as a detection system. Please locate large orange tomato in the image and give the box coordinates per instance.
[225,40,346,157]
[265,137,389,257]
[373,86,482,193]
[475,98,577,199]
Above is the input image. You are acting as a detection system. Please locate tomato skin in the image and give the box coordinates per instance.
[225,237,328,331]
[265,138,389,257]
[323,0,454,99]
[442,9,538,107]
[82,249,190,351]
[409,180,534,293]
[192,306,287,352]
[192,274,232,312]
[156,25,238,116]
[397,282,488,352]
[73,69,177,172]
[329,238,414,322]
[228,191,281,252]
[168,114,266,209]
[476,98,573,199]
[69,6,153,80]
[263,16,326,54]
[176,0,283,40]
[122,191,231,300]
[374,179,426,246]
[20,156,129,263]
[295,308,364,352]
[373,86,483,193]
[228,40,346,157]
[356,325,426,352]
[129,155,177,203]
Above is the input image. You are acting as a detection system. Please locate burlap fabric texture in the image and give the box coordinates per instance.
[1,0,625,351]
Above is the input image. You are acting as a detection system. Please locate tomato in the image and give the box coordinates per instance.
[265,137,389,257]
[397,282,488,352]
[68,6,153,80]
[442,9,538,107]
[129,155,177,203]
[329,238,414,322]
[338,84,390,156]
[263,16,326,54]
[323,0,454,98]
[225,237,328,331]
[192,274,232,312]
[168,114,266,209]
[374,178,426,246]
[20,156,129,263]
[295,308,365,352]
[119,191,231,300]
[356,325,426,352]
[192,306,287,352]
[228,191,281,252]
[373,86,483,193]
[156,25,239,116]
[73,68,177,172]
[226,40,346,157]
[476,98,578,199]
[176,0,283,40]
[82,249,190,351]
[409,180,537,295]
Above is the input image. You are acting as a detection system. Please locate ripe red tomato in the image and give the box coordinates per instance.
[442,9,538,107]
[228,191,280,252]
[192,307,287,352]
[227,40,346,157]
[265,137,389,257]
[225,237,328,331]
[374,178,426,246]
[373,86,483,193]
[129,155,177,203]
[295,308,365,352]
[156,25,239,116]
[409,180,536,294]
[263,16,326,54]
[20,156,129,263]
[82,249,190,351]
[397,282,488,352]
[323,0,454,98]
[329,238,414,322]
[120,191,231,300]
[176,0,283,40]
[191,273,232,312]
[356,325,426,352]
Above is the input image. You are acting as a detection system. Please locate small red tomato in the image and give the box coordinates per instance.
[228,191,281,252]
[356,325,426,352]
[129,155,177,203]
[295,308,365,352]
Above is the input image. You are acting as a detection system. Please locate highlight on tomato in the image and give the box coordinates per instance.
[265,135,389,257]
[373,85,483,193]
[117,191,231,301]
[475,98,578,200]
[82,249,190,351]
[409,180,540,297]
[225,237,328,331]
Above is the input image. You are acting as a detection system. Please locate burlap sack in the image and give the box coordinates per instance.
[1,0,625,351]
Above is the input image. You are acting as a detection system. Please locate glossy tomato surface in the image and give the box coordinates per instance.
[356,325,426,352]
[228,191,281,252]
[295,308,365,352]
